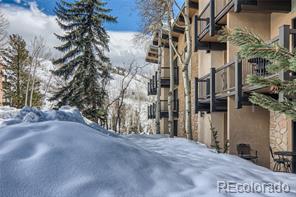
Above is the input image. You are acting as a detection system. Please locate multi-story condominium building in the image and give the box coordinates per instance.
[146,0,296,171]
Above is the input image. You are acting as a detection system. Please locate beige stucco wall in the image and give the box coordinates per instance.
[197,48,226,147]
[227,12,271,62]
[199,0,210,13]
[161,88,169,100]
[162,47,169,68]
[226,12,272,168]
[198,112,227,148]
[160,118,169,135]
[228,97,270,168]
[270,11,296,39]
[198,113,212,145]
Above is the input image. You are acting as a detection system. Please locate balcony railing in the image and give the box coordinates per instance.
[195,26,296,112]
[160,100,179,118]
[148,65,179,94]
[197,0,232,38]
[174,66,179,85]
[197,0,290,42]
[196,56,276,113]
[147,75,157,96]
[148,100,179,119]
[148,103,156,119]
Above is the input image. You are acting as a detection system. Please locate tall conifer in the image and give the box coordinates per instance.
[52,0,116,122]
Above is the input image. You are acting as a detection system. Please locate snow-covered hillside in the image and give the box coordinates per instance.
[0,108,296,197]
[107,67,155,134]
[34,61,155,133]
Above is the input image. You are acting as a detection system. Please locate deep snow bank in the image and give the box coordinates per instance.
[0,106,109,135]
[0,121,194,197]
[1,108,296,196]
[0,106,19,122]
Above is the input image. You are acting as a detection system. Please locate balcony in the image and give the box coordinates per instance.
[173,58,179,85]
[195,57,279,113]
[148,103,156,119]
[194,0,291,51]
[160,100,179,118]
[160,68,170,87]
[195,25,296,113]
[147,100,179,119]
[148,66,179,95]
[147,75,157,96]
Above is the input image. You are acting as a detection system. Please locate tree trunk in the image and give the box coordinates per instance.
[168,3,175,138]
[16,54,21,108]
[183,0,193,140]
[29,62,38,107]
[44,72,52,99]
[25,63,33,106]
[155,28,162,135]
[182,65,192,140]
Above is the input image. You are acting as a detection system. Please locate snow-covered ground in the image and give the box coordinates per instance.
[0,108,296,197]
[0,106,19,122]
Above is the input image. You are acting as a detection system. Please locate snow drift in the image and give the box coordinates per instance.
[0,108,296,197]
[0,106,109,135]
[0,121,193,197]
[0,106,19,122]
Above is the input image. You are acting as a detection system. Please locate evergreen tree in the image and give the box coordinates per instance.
[2,34,43,108]
[51,0,116,122]
[221,28,296,119]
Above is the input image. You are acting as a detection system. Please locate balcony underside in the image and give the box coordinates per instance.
[160,111,179,119]
[196,85,279,113]
[196,98,228,113]
[161,79,170,87]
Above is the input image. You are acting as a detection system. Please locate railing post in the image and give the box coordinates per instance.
[209,0,215,36]
[234,0,242,12]
[194,15,199,51]
[195,78,199,113]
[210,68,216,112]
[279,25,290,49]
[152,76,155,90]
[235,55,243,109]
[279,25,290,102]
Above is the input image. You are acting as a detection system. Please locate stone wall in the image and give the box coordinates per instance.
[269,112,292,169]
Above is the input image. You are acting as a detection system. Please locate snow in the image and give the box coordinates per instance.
[0,106,109,135]
[0,108,296,197]
[0,106,19,122]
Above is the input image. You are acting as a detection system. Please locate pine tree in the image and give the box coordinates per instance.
[51,0,116,122]
[2,34,43,108]
[221,28,296,119]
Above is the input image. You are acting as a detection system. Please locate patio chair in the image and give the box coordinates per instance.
[237,144,258,163]
[269,146,291,172]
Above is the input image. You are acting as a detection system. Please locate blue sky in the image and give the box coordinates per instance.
[1,0,141,31]
[0,0,184,68]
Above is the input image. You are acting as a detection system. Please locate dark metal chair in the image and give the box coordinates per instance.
[269,147,291,172]
[237,144,258,163]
